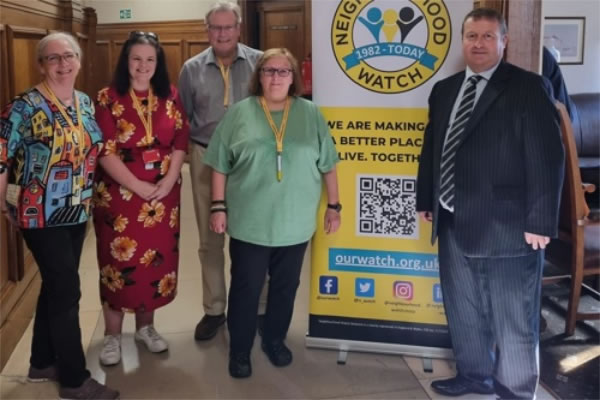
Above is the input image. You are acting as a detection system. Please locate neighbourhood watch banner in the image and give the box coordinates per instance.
[309,0,471,350]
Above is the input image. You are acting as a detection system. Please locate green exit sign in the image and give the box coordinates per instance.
[119,9,132,20]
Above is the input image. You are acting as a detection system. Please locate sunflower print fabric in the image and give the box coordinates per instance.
[93,85,189,312]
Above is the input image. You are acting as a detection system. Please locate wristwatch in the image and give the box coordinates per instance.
[327,202,342,212]
[0,164,6,174]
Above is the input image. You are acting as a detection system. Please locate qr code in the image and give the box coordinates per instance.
[357,175,418,239]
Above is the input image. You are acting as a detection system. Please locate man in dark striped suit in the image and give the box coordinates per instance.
[416,8,564,399]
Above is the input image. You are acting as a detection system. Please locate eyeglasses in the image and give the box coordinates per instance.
[261,67,292,77]
[129,31,159,41]
[44,52,78,65]
[208,24,238,33]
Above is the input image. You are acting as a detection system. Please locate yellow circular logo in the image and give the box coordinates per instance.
[332,0,451,94]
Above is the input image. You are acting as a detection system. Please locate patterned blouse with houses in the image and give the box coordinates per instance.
[0,88,103,229]
[93,85,189,312]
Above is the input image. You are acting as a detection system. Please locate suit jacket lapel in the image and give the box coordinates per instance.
[460,62,510,142]
[440,72,465,129]
[434,72,465,160]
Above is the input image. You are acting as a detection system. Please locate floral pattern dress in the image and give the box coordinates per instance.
[93,85,189,312]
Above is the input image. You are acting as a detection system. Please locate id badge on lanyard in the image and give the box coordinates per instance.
[143,148,161,170]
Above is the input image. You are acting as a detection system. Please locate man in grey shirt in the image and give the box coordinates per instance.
[178,0,262,341]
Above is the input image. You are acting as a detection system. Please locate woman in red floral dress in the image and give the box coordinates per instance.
[93,31,189,366]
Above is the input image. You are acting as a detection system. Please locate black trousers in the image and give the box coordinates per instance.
[227,238,308,354]
[437,208,542,399]
[22,223,90,388]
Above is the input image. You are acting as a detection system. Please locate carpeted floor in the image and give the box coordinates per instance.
[540,272,600,400]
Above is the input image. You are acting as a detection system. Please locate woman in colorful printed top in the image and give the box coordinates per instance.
[204,48,341,378]
[93,31,189,367]
[0,32,119,400]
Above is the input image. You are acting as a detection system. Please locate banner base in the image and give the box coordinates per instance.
[305,335,454,360]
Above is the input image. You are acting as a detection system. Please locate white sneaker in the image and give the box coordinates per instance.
[99,334,121,366]
[135,325,168,353]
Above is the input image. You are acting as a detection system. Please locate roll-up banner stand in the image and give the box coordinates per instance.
[308,0,472,360]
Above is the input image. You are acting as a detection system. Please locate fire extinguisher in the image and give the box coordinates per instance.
[301,53,312,97]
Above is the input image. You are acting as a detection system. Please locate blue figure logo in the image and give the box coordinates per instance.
[358,7,384,43]
[358,6,423,44]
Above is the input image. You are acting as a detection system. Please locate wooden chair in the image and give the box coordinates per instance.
[543,102,600,336]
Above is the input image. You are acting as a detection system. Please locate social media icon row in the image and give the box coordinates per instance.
[319,276,443,302]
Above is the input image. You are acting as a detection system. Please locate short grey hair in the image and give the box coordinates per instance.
[36,32,82,63]
[205,1,242,25]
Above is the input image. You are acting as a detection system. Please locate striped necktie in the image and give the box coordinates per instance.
[439,75,483,210]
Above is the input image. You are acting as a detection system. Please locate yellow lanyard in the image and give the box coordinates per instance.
[129,88,154,146]
[42,81,85,160]
[259,96,290,181]
[217,59,230,107]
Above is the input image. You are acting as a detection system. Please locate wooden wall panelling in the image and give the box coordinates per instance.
[0,0,63,29]
[113,40,125,79]
[0,217,8,293]
[62,0,86,34]
[0,223,26,325]
[161,39,184,87]
[82,7,97,96]
[92,40,111,95]
[96,20,207,41]
[75,32,89,92]
[186,40,209,60]
[6,26,47,102]
[62,0,75,33]
[0,24,9,106]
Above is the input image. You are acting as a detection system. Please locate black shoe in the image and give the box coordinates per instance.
[229,352,251,378]
[194,314,226,341]
[261,340,292,367]
[257,314,265,337]
[431,376,495,397]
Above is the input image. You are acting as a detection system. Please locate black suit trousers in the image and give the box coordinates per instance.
[437,209,542,399]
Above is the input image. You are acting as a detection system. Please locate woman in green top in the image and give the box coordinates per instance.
[204,48,341,378]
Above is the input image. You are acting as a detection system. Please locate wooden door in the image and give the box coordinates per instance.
[252,0,310,62]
